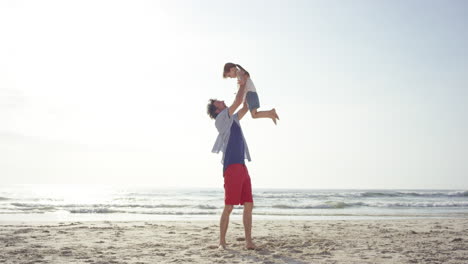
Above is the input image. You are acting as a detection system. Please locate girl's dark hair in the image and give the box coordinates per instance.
[223,62,250,78]
[235,64,250,77]
[207,99,218,119]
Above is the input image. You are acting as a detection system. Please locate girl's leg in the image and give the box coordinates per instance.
[251,108,278,124]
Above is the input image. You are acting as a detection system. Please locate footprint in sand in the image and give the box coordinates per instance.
[256,249,272,255]
[60,250,72,256]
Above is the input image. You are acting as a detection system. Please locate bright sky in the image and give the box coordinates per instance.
[1,0,467,189]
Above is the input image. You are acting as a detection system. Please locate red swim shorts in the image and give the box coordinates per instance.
[223,164,253,205]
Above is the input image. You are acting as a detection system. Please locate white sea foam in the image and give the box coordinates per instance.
[1,185,467,220]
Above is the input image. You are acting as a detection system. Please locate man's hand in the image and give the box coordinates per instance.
[242,101,249,110]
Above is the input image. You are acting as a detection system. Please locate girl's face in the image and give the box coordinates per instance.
[226,67,238,78]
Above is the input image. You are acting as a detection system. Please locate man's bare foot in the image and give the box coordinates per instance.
[218,243,227,250]
[245,241,256,250]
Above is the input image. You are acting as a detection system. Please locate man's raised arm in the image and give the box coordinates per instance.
[228,75,247,117]
[237,101,249,121]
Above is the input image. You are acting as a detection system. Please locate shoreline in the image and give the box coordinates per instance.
[1,210,467,224]
[1,218,467,263]
[0,213,467,225]
[2,215,467,225]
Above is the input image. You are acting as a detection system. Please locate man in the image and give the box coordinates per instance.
[207,76,256,250]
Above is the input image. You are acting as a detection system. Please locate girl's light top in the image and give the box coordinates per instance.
[237,70,256,92]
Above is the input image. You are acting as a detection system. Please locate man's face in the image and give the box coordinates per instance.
[214,100,227,113]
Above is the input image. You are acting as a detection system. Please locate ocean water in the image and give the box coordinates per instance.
[0,185,467,222]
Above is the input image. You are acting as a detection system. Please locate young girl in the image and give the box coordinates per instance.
[223,63,279,124]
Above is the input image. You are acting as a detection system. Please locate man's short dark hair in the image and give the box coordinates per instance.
[207,99,218,119]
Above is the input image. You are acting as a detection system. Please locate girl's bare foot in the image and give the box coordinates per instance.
[271,115,277,125]
[270,109,278,125]
[272,108,279,120]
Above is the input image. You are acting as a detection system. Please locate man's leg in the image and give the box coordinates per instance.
[243,202,256,249]
[219,205,233,249]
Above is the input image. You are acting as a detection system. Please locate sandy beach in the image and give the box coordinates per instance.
[0,218,466,264]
